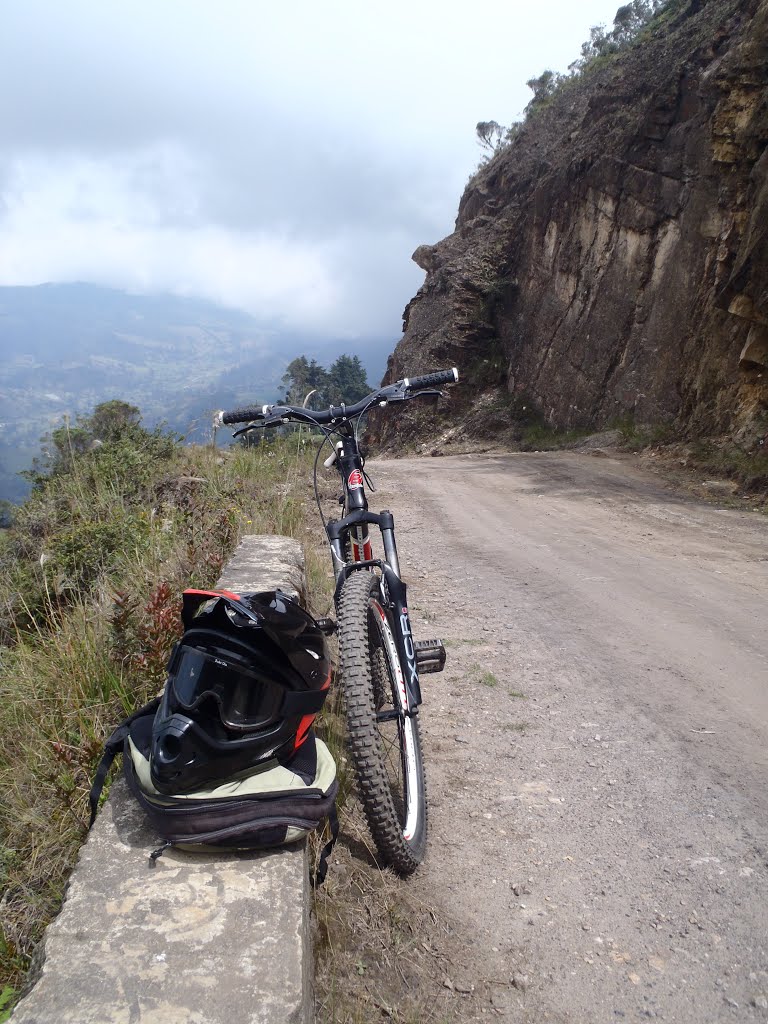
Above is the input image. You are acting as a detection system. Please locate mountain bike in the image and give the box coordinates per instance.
[217,367,458,874]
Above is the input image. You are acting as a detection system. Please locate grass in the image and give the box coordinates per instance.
[520,423,595,450]
[614,420,768,499]
[682,439,768,494]
[467,664,500,687]
[615,418,677,452]
[312,827,461,1024]
[0,986,14,1023]
[0,428,321,998]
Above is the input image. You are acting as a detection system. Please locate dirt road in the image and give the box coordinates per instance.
[370,451,768,1023]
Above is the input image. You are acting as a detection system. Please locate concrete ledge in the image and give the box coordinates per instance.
[13,536,312,1024]
[220,535,305,604]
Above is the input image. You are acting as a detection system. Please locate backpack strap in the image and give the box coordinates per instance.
[88,696,162,828]
[310,801,339,889]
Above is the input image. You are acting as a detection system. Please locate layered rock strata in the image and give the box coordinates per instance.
[381,0,768,445]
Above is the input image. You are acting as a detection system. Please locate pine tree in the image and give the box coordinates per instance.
[327,355,369,404]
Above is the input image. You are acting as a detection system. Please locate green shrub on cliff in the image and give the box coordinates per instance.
[476,0,674,158]
[2,406,178,643]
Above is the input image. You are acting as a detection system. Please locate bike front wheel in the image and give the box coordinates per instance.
[337,570,427,874]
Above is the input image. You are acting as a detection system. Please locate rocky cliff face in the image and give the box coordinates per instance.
[379,0,768,447]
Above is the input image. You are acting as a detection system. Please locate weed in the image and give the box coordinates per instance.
[313,828,461,1023]
[615,424,768,496]
[0,985,15,1023]
[508,690,527,699]
[478,670,499,687]
[521,422,595,450]
[615,417,677,452]
[684,440,768,493]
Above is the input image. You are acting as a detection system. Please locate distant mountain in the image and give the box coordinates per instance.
[0,283,388,503]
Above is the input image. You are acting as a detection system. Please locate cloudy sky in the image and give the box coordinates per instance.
[1,0,624,344]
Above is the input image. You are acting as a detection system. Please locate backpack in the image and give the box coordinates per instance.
[89,696,339,886]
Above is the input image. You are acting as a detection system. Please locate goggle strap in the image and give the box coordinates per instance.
[166,642,181,673]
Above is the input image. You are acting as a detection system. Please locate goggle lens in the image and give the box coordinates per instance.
[170,645,282,731]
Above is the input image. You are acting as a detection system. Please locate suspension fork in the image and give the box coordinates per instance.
[327,510,421,710]
[381,562,422,709]
[326,506,400,582]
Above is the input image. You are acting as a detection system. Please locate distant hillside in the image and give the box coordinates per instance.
[0,283,387,503]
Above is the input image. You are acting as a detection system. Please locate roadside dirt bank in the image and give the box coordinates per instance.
[318,450,768,1023]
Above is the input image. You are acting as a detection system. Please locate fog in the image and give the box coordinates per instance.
[0,0,626,341]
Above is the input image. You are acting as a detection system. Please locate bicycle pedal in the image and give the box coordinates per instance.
[316,617,337,636]
[414,638,446,674]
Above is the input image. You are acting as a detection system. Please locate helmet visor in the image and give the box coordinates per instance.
[170,645,283,731]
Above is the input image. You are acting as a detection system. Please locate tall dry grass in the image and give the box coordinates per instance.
[0,430,321,1003]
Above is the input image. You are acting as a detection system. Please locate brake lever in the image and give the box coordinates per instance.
[407,388,444,400]
[232,414,286,436]
[375,387,443,410]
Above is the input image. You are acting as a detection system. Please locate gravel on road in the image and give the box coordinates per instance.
[367,451,768,1024]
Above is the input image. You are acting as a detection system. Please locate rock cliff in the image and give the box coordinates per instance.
[379,0,768,448]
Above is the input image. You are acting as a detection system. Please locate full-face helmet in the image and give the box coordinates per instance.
[150,589,331,793]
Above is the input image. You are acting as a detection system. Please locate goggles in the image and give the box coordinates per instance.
[167,639,329,733]
[168,643,283,732]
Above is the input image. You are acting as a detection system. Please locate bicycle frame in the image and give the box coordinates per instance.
[220,368,457,722]
[325,431,423,711]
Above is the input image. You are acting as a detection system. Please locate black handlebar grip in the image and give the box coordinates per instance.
[405,367,459,391]
[221,406,265,425]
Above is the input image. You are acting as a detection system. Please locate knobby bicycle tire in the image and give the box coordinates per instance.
[337,570,427,874]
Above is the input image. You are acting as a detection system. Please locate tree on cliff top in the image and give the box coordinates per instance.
[573,0,669,67]
[478,0,672,142]
[476,121,506,154]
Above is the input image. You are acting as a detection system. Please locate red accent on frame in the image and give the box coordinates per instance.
[184,589,242,601]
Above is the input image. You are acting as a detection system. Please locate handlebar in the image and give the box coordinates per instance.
[217,367,459,428]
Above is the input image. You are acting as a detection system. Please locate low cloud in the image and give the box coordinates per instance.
[0,0,625,341]
[0,147,424,338]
